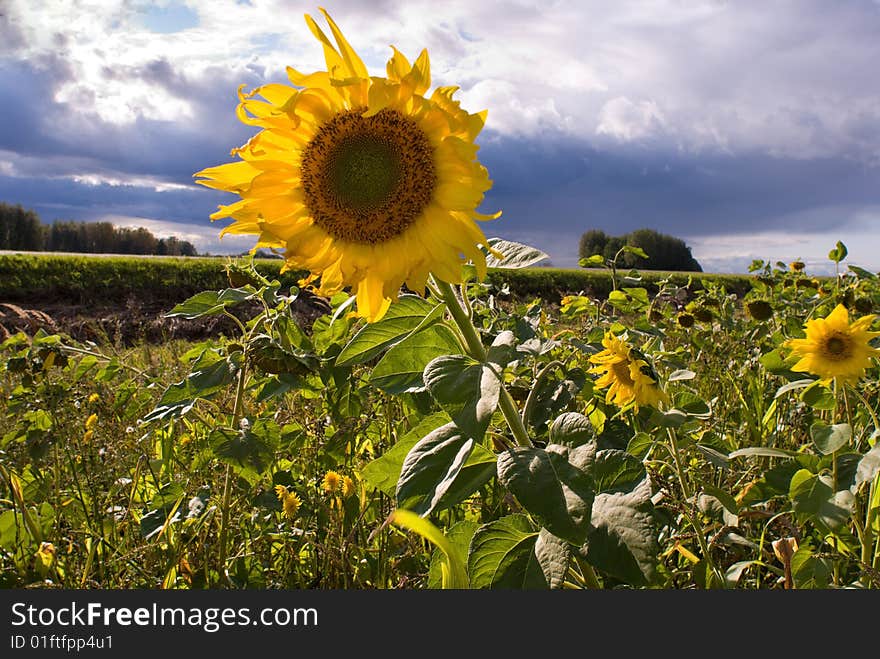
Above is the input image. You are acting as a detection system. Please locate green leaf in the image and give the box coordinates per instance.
[391,509,469,589]
[759,349,803,381]
[622,245,649,259]
[497,444,595,544]
[424,355,500,440]
[728,446,801,460]
[484,238,550,269]
[467,514,546,589]
[789,469,853,530]
[828,240,848,263]
[590,449,646,494]
[535,529,572,589]
[428,520,479,589]
[142,354,236,422]
[583,479,658,586]
[209,423,277,484]
[335,295,440,367]
[360,413,450,496]
[810,422,851,455]
[370,324,462,394]
[165,287,253,319]
[774,379,814,398]
[579,254,606,268]
[396,423,474,516]
[801,381,835,410]
[486,330,518,369]
[855,442,880,489]
[701,484,739,516]
[847,264,877,280]
[791,540,831,589]
[549,412,597,448]
[433,443,497,512]
[668,369,696,382]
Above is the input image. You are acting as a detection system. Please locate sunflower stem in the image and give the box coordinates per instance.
[665,427,724,587]
[217,349,248,588]
[433,278,532,447]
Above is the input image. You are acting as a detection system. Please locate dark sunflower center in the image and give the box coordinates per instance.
[823,333,852,361]
[300,108,436,244]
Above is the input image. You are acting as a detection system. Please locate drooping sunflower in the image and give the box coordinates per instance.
[195,9,497,322]
[588,332,668,410]
[785,303,879,385]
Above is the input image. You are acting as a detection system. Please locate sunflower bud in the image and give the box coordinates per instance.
[745,300,773,321]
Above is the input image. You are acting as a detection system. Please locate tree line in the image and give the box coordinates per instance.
[0,203,198,256]
[579,227,702,272]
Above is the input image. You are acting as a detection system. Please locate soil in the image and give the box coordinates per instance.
[0,294,332,345]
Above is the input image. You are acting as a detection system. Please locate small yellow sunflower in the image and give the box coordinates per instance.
[274,484,302,520]
[341,475,357,499]
[322,470,342,494]
[85,413,98,430]
[195,9,497,322]
[588,333,668,410]
[785,303,879,385]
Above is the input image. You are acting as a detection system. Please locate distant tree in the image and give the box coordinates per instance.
[578,226,702,272]
[0,203,200,256]
[0,202,43,250]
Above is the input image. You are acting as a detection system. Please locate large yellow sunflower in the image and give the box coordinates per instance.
[588,332,668,410]
[195,9,497,321]
[785,303,879,385]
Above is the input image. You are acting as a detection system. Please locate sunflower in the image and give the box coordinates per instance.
[785,303,879,385]
[322,470,342,494]
[195,10,497,322]
[588,332,668,410]
[274,484,302,520]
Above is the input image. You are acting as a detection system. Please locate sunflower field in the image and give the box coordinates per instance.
[1,10,879,591]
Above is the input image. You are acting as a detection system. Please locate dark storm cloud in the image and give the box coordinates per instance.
[478,134,880,265]
[0,174,227,226]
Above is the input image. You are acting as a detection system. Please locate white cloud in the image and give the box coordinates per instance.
[6,0,880,159]
[596,97,666,141]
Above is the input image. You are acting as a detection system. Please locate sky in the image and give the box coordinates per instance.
[2,0,880,274]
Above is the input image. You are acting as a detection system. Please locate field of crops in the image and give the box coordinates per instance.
[1,248,878,590]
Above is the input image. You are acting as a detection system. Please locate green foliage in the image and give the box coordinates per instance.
[2,239,879,592]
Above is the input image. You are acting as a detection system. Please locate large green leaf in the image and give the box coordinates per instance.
[583,479,658,586]
[467,514,546,589]
[424,355,500,440]
[590,449,646,494]
[209,422,278,484]
[142,354,237,422]
[396,423,474,516]
[789,469,853,530]
[484,238,549,269]
[497,444,595,544]
[549,412,597,448]
[428,520,479,589]
[360,413,449,496]
[433,443,497,512]
[165,287,253,319]
[335,295,441,367]
[855,441,880,489]
[371,324,462,394]
[535,529,571,589]
[809,422,852,456]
